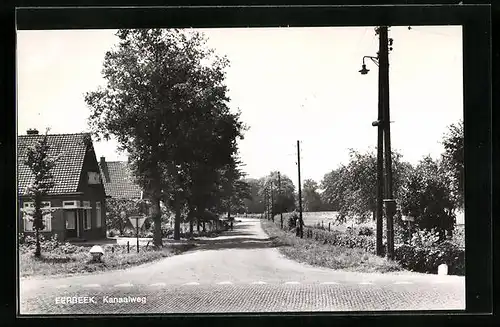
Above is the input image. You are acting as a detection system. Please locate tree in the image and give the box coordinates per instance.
[399,156,456,241]
[242,178,265,213]
[85,29,244,245]
[105,198,149,235]
[302,179,323,212]
[320,148,412,223]
[441,120,464,210]
[320,166,348,215]
[22,129,59,257]
[259,171,296,217]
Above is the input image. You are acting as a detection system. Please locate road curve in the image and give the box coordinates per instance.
[19,218,465,313]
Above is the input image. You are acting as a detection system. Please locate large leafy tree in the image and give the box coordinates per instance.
[242,178,265,213]
[320,166,348,215]
[399,156,456,240]
[85,29,244,245]
[22,129,59,257]
[258,171,296,217]
[105,198,149,235]
[302,179,323,212]
[320,148,412,223]
[218,160,252,222]
[441,120,464,209]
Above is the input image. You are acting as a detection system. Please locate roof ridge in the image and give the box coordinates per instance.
[18,132,91,137]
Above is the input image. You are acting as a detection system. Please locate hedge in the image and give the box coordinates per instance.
[291,224,464,276]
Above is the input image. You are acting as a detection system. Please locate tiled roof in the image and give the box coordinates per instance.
[98,161,142,199]
[17,133,91,196]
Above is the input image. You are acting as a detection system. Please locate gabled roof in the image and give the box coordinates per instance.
[17,133,92,196]
[98,161,142,199]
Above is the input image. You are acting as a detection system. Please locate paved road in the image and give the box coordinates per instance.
[19,218,465,314]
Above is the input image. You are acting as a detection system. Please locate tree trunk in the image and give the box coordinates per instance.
[173,193,181,240]
[203,221,206,232]
[187,206,195,238]
[119,218,124,235]
[35,227,41,257]
[152,197,162,247]
[197,220,200,232]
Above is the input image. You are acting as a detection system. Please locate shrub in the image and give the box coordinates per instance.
[450,225,465,248]
[287,212,298,231]
[411,228,441,248]
[303,227,376,253]
[394,241,464,275]
[358,226,373,236]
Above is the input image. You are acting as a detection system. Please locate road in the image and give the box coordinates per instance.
[19,218,465,314]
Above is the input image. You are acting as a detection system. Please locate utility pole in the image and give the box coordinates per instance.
[270,179,274,222]
[264,187,268,220]
[375,26,385,257]
[278,171,283,229]
[297,140,304,238]
[379,26,396,260]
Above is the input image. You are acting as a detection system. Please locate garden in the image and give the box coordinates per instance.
[19,233,195,278]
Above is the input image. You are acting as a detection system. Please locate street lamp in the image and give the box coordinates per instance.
[359,26,398,258]
[360,51,384,257]
[359,26,396,259]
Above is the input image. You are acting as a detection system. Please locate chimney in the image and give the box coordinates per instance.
[100,156,110,183]
[26,128,39,135]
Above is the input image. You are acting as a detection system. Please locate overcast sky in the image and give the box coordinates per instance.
[16,26,463,186]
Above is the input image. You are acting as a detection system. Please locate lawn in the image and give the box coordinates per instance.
[261,219,401,273]
[19,242,196,278]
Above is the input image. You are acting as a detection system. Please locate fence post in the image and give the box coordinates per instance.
[127,241,130,253]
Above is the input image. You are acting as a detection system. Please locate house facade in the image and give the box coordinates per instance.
[18,129,107,241]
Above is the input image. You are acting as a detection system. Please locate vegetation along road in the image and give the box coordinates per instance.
[20,218,464,314]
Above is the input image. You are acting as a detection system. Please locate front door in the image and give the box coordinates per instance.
[65,210,79,238]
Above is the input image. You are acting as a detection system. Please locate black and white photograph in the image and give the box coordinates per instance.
[17,24,467,314]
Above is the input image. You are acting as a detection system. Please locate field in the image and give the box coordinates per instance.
[299,211,375,232]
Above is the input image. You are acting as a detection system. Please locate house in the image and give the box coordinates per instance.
[98,157,155,233]
[18,129,107,241]
[98,157,143,199]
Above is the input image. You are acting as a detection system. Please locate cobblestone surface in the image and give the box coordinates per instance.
[20,282,465,314]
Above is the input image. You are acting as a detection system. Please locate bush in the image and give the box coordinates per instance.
[287,212,298,231]
[410,228,441,248]
[450,225,465,248]
[19,234,86,256]
[358,226,374,236]
[394,241,464,275]
[303,227,376,253]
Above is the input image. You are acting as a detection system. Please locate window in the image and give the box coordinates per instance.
[88,172,102,184]
[22,201,52,232]
[83,201,92,230]
[96,202,102,228]
[63,200,79,208]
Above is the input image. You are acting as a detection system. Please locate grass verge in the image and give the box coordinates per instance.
[261,219,401,273]
[19,243,196,278]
